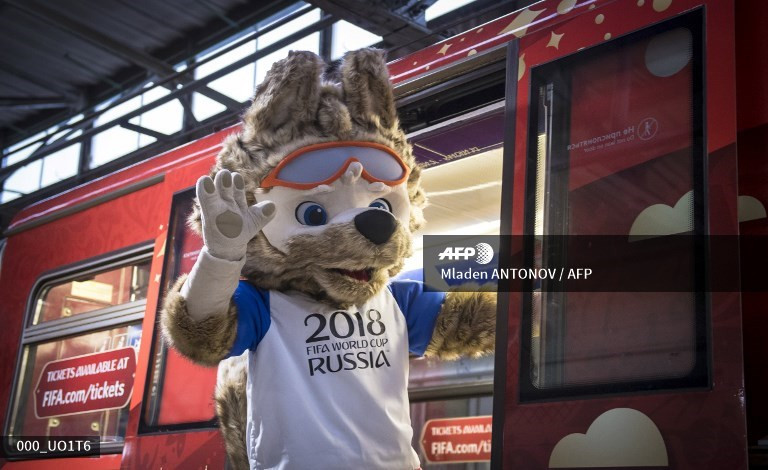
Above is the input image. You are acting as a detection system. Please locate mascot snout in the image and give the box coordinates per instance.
[354,209,396,245]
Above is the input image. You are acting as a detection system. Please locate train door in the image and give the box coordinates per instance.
[405,100,506,468]
[494,1,746,468]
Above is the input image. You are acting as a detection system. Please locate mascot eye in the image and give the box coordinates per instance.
[369,198,392,212]
[295,202,328,226]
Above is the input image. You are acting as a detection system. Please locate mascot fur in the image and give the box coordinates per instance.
[161,48,496,469]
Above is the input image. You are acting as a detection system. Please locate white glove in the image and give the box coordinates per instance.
[180,169,275,321]
[197,169,275,261]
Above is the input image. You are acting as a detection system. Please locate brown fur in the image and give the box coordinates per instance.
[425,289,498,360]
[160,274,238,366]
[216,355,249,470]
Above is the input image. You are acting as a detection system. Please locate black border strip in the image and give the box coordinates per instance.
[490,40,519,470]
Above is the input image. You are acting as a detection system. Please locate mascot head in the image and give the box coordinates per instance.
[191,48,426,307]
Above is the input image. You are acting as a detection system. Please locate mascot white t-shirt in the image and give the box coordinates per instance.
[228,280,445,470]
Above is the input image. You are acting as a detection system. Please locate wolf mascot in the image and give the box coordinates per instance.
[161,48,496,469]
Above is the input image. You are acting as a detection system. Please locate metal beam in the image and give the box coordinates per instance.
[63,53,124,92]
[6,0,242,111]
[0,60,82,102]
[387,0,522,58]
[307,0,442,49]
[7,0,177,77]
[194,87,243,110]
[195,0,239,29]
[120,122,170,141]
[0,97,72,110]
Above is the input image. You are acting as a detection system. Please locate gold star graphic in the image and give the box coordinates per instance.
[547,31,564,49]
[437,43,452,55]
[497,8,546,38]
[557,0,576,14]
[518,53,526,81]
[653,0,672,11]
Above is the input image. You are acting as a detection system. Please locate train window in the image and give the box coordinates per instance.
[410,396,493,469]
[7,247,149,453]
[32,259,150,325]
[142,188,218,432]
[520,11,707,401]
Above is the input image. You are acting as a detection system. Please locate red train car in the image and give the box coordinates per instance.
[0,0,766,468]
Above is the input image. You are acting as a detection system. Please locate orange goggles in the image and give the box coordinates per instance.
[260,141,410,190]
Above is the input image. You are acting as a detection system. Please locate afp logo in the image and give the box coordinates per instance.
[438,243,494,265]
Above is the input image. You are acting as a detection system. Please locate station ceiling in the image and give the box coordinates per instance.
[0,0,295,142]
[0,0,528,146]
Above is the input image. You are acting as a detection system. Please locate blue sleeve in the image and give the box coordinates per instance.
[388,280,446,356]
[227,281,271,357]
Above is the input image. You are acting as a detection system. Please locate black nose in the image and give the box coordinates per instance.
[354,210,396,245]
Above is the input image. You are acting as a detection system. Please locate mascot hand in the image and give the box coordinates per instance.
[197,169,276,261]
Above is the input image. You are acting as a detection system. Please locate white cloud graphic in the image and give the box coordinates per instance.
[738,195,767,222]
[549,408,668,468]
[645,27,692,77]
[629,190,693,239]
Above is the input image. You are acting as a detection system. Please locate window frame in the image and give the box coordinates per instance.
[518,9,710,403]
[139,187,219,435]
[4,242,153,455]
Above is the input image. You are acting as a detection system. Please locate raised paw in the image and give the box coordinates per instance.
[196,170,276,261]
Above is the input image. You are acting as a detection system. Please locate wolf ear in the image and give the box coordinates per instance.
[341,48,397,129]
[242,51,324,135]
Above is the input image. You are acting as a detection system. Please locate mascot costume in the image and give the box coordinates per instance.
[161,48,497,469]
